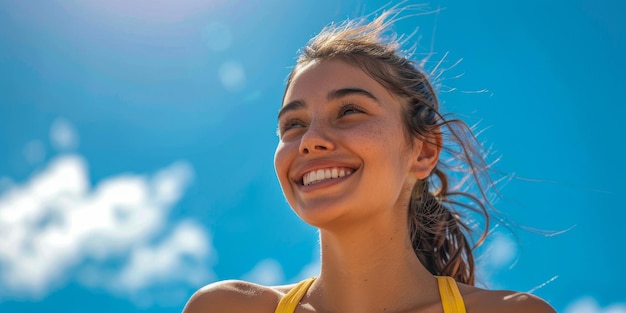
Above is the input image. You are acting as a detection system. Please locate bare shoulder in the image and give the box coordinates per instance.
[182,280,295,313]
[458,284,556,313]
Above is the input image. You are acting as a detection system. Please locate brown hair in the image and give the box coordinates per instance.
[284,10,495,285]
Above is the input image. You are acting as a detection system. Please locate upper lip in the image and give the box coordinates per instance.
[292,159,360,185]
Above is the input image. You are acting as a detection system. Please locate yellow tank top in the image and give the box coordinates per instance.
[274,276,466,313]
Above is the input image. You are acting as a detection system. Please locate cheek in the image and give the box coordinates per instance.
[359,120,402,153]
[368,124,413,170]
[274,141,292,187]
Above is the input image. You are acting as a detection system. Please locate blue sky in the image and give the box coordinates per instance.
[0,1,625,312]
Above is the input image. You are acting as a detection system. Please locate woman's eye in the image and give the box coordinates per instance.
[338,104,363,117]
[280,119,305,133]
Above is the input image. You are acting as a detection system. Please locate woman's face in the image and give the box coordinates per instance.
[274,59,423,227]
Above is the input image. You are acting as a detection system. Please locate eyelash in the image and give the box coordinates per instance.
[337,103,364,117]
[279,118,305,134]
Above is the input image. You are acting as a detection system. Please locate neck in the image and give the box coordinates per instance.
[308,217,440,313]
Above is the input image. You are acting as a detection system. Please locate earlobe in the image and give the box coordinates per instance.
[411,133,442,179]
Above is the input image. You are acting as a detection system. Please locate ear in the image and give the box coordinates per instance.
[410,132,442,179]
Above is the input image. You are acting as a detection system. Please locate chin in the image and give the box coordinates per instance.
[291,200,352,228]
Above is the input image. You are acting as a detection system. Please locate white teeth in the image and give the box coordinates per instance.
[302,167,354,186]
[316,169,324,181]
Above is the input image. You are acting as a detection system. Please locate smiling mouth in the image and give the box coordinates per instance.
[302,167,355,186]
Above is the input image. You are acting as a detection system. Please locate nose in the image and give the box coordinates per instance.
[299,120,335,155]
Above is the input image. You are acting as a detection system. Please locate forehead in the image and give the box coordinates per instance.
[283,59,394,105]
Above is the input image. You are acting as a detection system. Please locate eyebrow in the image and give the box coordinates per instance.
[328,87,379,102]
[277,100,305,120]
[277,87,379,119]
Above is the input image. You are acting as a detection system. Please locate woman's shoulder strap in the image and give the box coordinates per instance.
[274,277,317,313]
[436,276,467,313]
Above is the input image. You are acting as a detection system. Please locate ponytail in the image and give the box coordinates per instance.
[408,172,473,284]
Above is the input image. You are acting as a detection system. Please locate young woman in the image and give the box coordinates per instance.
[183,11,556,313]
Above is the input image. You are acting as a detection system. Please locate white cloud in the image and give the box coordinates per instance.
[293,247,320,283]
[114,220,214,291]
[242,259,285,286]
[295,260,320,282]
[0,154,213,300]
[474,230,519,289]
[50,118,79,151]
[483,232,517,268]
[219,61,246,92]
[564,298,626,313]
[0,155,89,296]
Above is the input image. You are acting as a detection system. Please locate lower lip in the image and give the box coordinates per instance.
[299,172,355,192]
